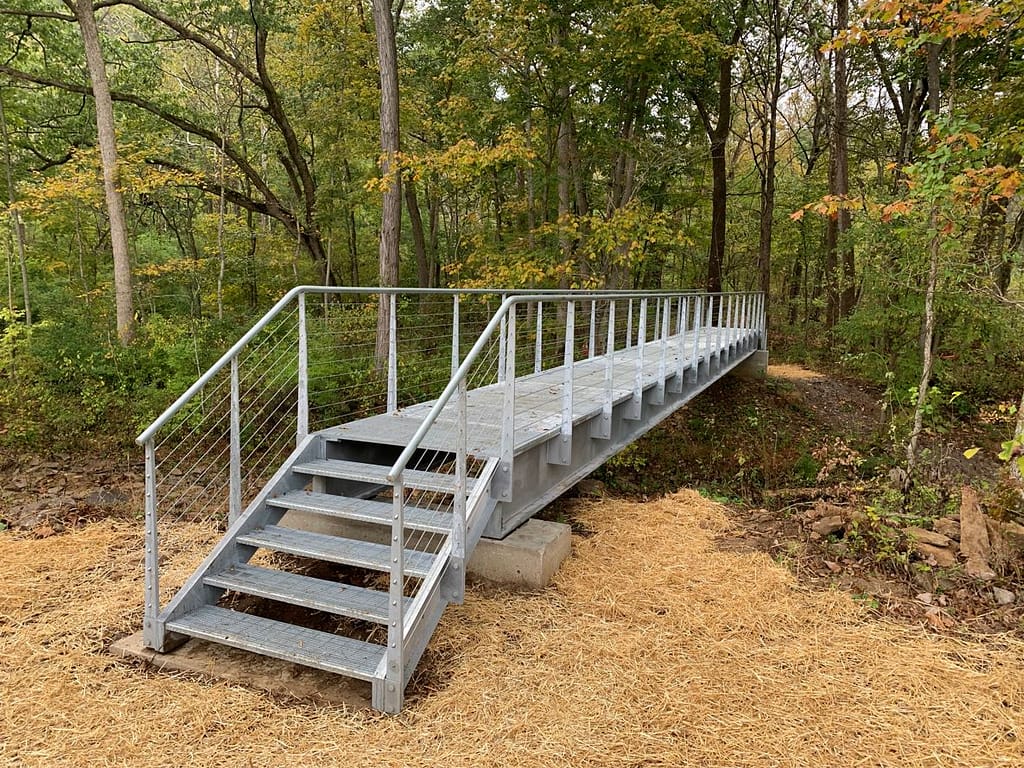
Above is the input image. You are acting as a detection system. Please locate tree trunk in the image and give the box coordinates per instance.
[0,90,30,326]
[72,0,134,345]
[405,179,431,289]
[904,41,944,490]
[372,0,401,369]
[834,0,855,317]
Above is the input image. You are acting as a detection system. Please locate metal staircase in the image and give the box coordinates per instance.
[136,287,765,713]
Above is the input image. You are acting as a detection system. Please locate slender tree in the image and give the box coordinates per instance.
[69,0,134,344]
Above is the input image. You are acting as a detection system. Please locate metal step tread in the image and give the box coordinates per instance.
[237,525,436,578]
[292,459,471,494]
[267,490,451,534]
[165,605,383,681]
[205,563,409,624]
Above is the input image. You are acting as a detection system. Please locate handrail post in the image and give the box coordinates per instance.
[387,294,398,414]
[549,300,574,464]
[497,304,516,500]
[229,356,242,524]
[498,293,508,383]
[594,299,614,439]
[452,376,467,602]
[588,300,596,359]
[143,438,160,650]
[385,477,405,714]
[690,295,702,383]
[451,295,460,377]
[741,292,749,354]
[534,300,543,373]
[297,292,308,444]
[654,297,668,404]
[715,293,725,370]
[738,293,748,352]
[726,294,735,357]
[672,296,687,393]
[627,298,646,419]
[759,293,768,350]
[626,299,634,349]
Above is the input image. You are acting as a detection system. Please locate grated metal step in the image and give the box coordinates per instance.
[292,459,472,494]
[237,525,436,578]
[165,605,384,681]
[205,563,409,624]
[267,490,451,534]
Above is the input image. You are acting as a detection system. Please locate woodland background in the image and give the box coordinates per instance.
[0,0,1022,483]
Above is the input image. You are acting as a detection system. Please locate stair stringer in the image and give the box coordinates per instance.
[149,433,325,652]
[369,458,500,708]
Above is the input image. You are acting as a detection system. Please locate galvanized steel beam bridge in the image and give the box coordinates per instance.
[136,287,766,713]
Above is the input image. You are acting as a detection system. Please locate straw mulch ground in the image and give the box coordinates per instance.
[2,490,1022,767]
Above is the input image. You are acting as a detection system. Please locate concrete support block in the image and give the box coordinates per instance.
[468,518,571,589]
[730,349,768,380]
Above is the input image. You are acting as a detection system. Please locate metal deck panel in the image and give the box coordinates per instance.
[267,490,451,533]
[166,605,384,680]
[205,563,409,623]
[237,525,436,577]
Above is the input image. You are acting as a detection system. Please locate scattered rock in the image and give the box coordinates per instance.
[913,541,957,568]
[991,519,1024,551]
[916,592,934,605]
[993,587,1016,606]
[960,486,996,580]
[811,515,845,537]
[903,526,953,548]
[933,517,961,541]
[82,488,129,508]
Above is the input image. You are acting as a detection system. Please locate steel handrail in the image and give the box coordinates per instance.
[135,285,714,446]
[384,289,744,481]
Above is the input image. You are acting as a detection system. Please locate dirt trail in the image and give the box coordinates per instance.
[2,491,1022,767]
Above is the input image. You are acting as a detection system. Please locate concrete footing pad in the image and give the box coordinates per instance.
[110,632,371,708]
[468,518,572,589]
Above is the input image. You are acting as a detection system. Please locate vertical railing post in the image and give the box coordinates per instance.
[726,294,735,357]
[387,294,398,414]
[451,294,460,377]
[452,376,467,602]
[654,297,669,404]
[534,300,543,373]
[385,477,405,714]
[498,293,508,383]
[297,292,308,445]
[715,293,725,370]
[626,299,634,349]
[705,294,716,373]
[143,438,160,650]
[497,304,516,500]
[588,300,596,359]
[739,293,748,352]
[594,299,614,439]
[549,300,574,464]
[760,292,768,350]
[690,295,702,383]
[654,297,662,340]
[229,356,242,524]
[627,298,646,419]
[672,296,688,392]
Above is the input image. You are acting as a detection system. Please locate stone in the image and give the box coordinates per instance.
[912,541,957,568]
[468,518,571,589]
[810,515,845,537]
[960,486,996,581]
[83,488,129,508]
[903,526,953,548]
[993,587,1016,606]
[933,517,961,541]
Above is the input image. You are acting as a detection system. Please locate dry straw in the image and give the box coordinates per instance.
[1,490,1022,767]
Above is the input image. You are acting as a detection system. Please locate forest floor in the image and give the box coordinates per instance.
[2,364,1024,765]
